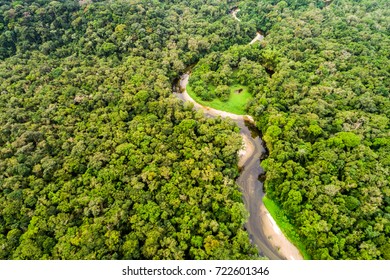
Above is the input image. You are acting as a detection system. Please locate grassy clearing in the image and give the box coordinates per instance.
[263,196,311,260]
[186,83,252,115]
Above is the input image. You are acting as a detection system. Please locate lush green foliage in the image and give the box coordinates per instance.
[188,45,268,114]
[247,0,390,259]
[0,0,259,260]
[187,0,390,260]
[1,0,389,261]
[187,83,252,115]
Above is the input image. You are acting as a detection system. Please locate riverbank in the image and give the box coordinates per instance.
[175,73,303,260]
[186,83,252,115]
[259,203,303,260]
[176,74,253,121]
[262,197,308,259]
[231,8,241,22]
[172,7,305,260]
[238,134,254,168]
[250,32,264,45]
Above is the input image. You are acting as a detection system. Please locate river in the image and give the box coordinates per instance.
[173,73,303,260]
[172,7,303,260]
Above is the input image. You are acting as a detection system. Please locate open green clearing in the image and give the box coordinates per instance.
[186,83,252,115]
[262,196,311,260]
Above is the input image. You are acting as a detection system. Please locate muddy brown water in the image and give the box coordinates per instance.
[173,74,284,259]
[171,12,303,258]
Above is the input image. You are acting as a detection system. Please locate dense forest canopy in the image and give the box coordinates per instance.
[0,0,258,259]
[188,45,267,101]
[0,0,389,260]
[245,0,390,259]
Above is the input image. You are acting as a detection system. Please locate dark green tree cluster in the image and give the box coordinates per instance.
[0,0,259,259]
[0,0,256,75]
[244,0,389,259]
[189,45,269,101]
